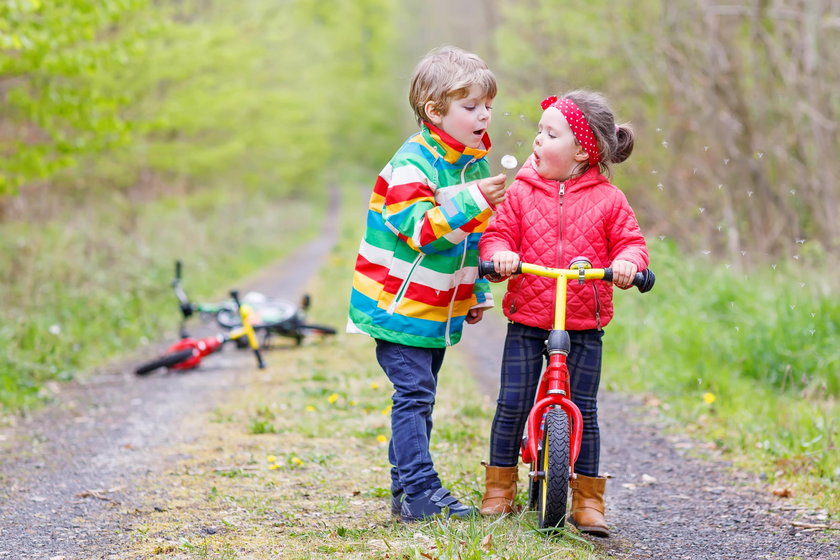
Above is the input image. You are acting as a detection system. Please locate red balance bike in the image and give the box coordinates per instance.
[479,257,654,529]
[135,289,265,375]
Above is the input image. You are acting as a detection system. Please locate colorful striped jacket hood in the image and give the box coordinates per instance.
[347,122,496,348]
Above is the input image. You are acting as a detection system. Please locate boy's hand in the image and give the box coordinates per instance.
[478,174,508,206]
[465,308,484,324]
[611,259,638,289]
[491,251,520,277]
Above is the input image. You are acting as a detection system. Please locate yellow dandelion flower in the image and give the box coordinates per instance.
[703,392,716,404]
[349,400,358,407]
[305,405,316,412]
[269,464,281,470]
[328,393,339,404]
[381,405,392,415]
[266,455,277,463]
[376,434,388,443]
[370,382,380,390]
[291,456,304,466]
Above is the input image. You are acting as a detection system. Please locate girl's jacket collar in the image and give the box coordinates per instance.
[421,121,491,166]
[514,155,605,193]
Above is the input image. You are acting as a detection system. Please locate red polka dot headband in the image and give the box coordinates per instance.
[540,95,601,164]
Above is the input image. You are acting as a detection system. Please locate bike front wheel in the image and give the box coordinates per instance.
[294,323,337,345]
[135,348,195,375]
[536,408,571,529]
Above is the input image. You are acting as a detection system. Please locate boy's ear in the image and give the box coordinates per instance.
[424,100,444,126]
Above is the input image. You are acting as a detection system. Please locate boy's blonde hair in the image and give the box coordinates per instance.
[409,46,497,125]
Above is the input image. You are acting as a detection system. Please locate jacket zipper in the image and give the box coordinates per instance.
[460,157,476,183]
[557,182,565,267]
[388,157,475,320]
[445,156,477,341]
[387,253,424,314]
[445,243,468,345]
[593,284,602,330]
[509,287,519,314]
[554,182,566,321]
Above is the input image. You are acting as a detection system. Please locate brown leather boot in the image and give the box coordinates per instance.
[479,461,518,515]
[569,474,609,537]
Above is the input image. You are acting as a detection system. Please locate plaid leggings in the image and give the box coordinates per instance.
[489,322,604,477]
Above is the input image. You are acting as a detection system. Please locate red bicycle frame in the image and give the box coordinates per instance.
[169,291,264,370]
[165,335,225,371]
[522,353,584,470]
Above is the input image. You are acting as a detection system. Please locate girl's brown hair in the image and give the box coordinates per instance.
[409,46,497,125]
[563,90,634,176]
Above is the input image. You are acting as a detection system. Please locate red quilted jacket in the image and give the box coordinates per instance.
[479,156,648,330]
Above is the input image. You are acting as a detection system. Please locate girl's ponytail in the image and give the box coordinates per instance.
[612,124,634,164]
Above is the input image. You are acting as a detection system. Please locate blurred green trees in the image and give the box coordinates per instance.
[490,0,840,263]
[0,0,156,195]
[1,0,402,201]
[3,1,839,261]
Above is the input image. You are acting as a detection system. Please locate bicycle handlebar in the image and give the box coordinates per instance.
[173,260,194,319]
[477,260,655,293]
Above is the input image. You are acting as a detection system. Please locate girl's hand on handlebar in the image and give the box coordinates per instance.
[478,174,508,206]
[491,251,520,278]
[611,259,638,289]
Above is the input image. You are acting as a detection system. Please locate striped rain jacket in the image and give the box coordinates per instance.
[348,122,496,348]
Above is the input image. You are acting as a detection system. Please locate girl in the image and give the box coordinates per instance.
[477,90,649,537]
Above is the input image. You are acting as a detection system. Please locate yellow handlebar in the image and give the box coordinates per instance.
[519,263,608,281]
[478,259,655,330]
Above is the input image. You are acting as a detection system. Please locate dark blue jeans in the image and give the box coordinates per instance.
[489,323,604,477]
[375,339,446,498]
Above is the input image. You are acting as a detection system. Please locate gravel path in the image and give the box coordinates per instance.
[460,316,838,559]
[0,188,341,559]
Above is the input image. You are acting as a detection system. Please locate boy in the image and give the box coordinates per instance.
[347,46,507,522]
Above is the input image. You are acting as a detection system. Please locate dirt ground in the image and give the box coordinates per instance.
[2,190,837,559]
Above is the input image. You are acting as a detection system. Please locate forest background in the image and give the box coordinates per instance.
[1,0,837,509]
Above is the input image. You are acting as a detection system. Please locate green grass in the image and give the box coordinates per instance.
[605,239,838,512]
[0,185,327,413]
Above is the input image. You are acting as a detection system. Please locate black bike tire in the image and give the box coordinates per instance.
[298,323,337,336]
[537,408,571,529]
[215,308,240,329]
[135,348,195,375]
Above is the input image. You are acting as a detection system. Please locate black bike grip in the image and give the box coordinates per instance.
[633,269,656,293]
[478,260,523,278]
[175,260,182,280]
[604,268,655,292]
[478,260,496,278]
[230,290,241,307]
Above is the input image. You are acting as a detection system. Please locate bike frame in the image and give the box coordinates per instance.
[172,260,313,343]
[480,257,652,527]
[169,291,265,370]
[519,262,607,477]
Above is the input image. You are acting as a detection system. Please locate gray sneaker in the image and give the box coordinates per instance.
[400,487,476,522]
[391,487,404,518]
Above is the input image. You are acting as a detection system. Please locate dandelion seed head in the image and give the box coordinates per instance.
[501,154,518,169]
